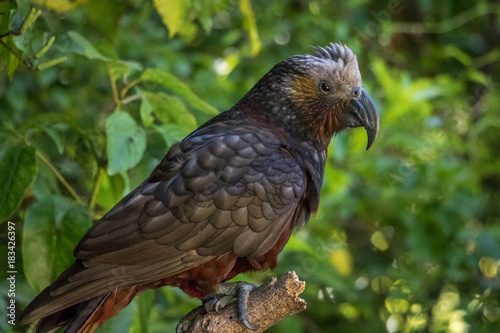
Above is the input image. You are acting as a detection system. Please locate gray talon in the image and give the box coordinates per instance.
[202,295,218,312]
[242,316,258,331]
[219,281,258,330]
[236,283,258,330]
[176,305,206,333]
[214,295,231,313]
[177,282,259,332]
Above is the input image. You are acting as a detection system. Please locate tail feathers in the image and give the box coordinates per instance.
[35,287,139,333]
[33,296,107,333]
[65,295,107,333]
[33,304,77,333]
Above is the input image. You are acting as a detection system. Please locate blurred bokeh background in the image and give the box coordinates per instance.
[1,0,499,332]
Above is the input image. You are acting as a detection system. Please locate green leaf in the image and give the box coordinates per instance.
[153,0,190,38]
[142,91,197,130]
[141,69,219,115]
[155,124,191,147]
[106,111,147,175]
[96,172,128,211]
[32,160,60,200]
[40,126,65,154]
[22,195,92,293]
[7,1,29,32]
[107,59,143,81]
[0,145,37,222]
[7,51,20,80]
[67,31,110,61]
[140,92,155,127]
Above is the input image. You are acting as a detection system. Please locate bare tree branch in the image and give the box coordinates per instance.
[186,271,307,333]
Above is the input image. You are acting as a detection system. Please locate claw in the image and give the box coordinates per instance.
[214,295,231,313]
[237,282,258,330]
[219,281,258,330]
[202,295,218,313]
[177,281,259,332]
[176,305,206,333]
[241,316,258,331]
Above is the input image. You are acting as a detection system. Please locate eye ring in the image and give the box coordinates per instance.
[320,82,331,92]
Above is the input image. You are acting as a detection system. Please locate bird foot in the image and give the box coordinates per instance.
[176,281,258,332]
[202,294,231,313]
[176,305,206,333]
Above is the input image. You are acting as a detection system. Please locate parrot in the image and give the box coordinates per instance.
[19,42,379,332]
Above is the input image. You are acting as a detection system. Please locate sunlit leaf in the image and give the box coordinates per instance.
[153,0,190,38]
[142,91,196,130]
[329,248,353,275]
[385,298,410,314]
[371,231,390,251]
[371,276,392,294]
[339,303,359,320]
[95,172,128,211]
[479,257,499,278]
[141,69,219,115]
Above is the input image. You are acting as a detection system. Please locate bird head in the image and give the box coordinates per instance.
[237,43,380,150]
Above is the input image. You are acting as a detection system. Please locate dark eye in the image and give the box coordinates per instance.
[320,82,331,92]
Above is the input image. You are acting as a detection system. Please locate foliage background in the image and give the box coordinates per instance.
[1,0,499,332]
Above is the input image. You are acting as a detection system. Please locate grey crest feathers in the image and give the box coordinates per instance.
[278,43,361,87]
[313,42,357,65]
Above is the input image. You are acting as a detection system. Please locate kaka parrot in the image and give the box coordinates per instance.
[20,43,379,332]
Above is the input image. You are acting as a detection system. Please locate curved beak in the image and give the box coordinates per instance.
[342,89,380,150]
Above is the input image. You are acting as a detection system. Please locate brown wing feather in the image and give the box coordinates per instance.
[20,120,306,325]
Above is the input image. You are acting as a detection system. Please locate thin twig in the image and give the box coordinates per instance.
[122,94,141,105]
[120,78,142,99]
[0,31,20,38]
[0,38,33,69]
[89,167,104,211]
[108,68,121,111]
[36,151,85,205]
